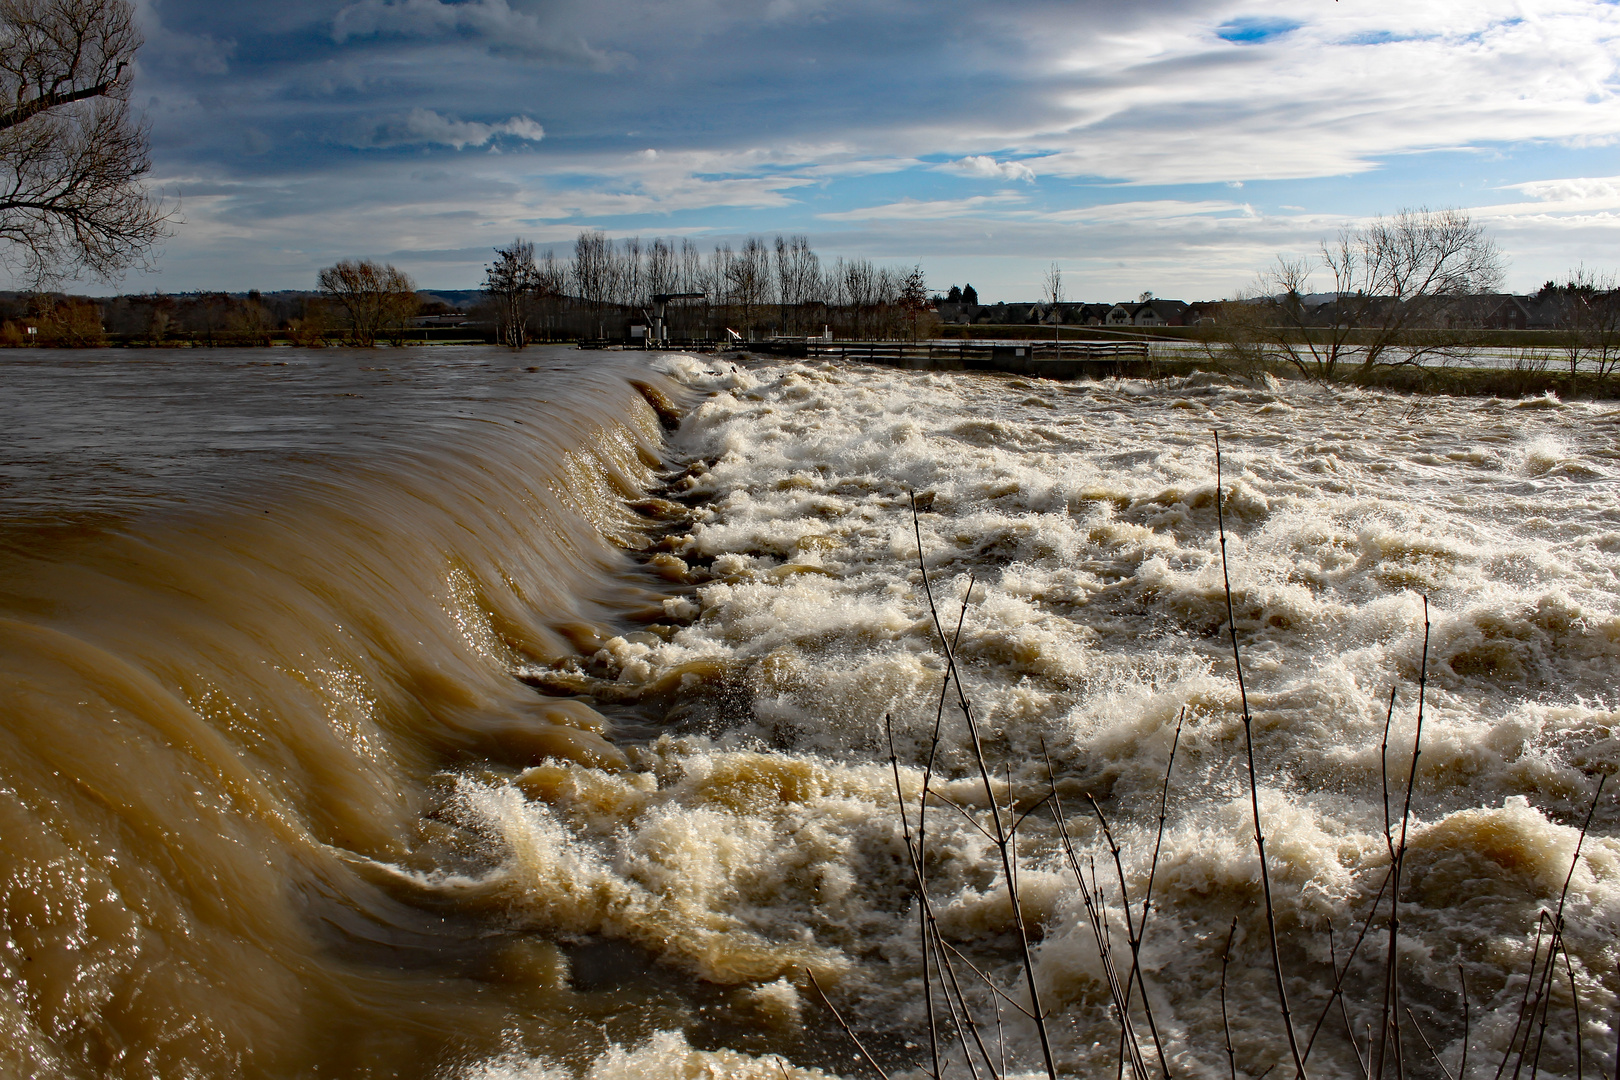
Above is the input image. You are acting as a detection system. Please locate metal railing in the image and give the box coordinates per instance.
[804,338,1151,369]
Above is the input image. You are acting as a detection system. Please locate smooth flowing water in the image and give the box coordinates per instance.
[1,347,1616,1079]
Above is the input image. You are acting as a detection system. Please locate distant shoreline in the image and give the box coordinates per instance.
[3,337,1617,401]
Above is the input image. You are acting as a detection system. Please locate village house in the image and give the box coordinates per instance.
[1105,299,1192,326]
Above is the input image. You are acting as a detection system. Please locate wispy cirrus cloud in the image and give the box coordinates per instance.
[818,193,1028,221]
[354,109,545,150]
[1043,200,1257,224]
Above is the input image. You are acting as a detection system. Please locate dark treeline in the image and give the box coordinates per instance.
[490,231,933,344]
[0,231,935,345]
[0,288,471,347]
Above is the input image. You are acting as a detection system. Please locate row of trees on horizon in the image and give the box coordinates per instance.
[0,231,938,346]
[2,213,1618,376]
[481,232,933,346]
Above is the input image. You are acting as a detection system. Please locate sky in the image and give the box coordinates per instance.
[72,0,1620,301]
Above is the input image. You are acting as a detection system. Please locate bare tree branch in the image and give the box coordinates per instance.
[0,0,168,285]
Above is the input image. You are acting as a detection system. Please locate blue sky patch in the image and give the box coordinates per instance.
[1216,17,1303,44]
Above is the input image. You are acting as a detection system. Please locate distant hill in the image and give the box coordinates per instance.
[415,289,485,310]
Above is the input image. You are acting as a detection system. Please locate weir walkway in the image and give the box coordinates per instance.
[583,336,1160,379]
[798,338,1153,379]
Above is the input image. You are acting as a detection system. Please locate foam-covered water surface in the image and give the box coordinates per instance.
[464,356,1620,1078]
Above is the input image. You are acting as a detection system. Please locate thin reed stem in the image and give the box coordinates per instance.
[807,970,891,1080]
[1048,745,1150,1080]
[1086,792,1172,1078]
[1140,708,1185,944]
[906,570,975,1078]
[936,938,1038,1022]
[1381,684,1398,860]
[1221,916,1239,1080]
[930,928,991,1080]
[1406,1008,1456,1080]
[1215,430,1308,1080]
[1496,915,1550,1080]
[1329,926,1369,1080]
[1458,966,1470,1080]
[1527,773,1607,1080]
[887,713,941,1079]
[1376,596,1430,1080]
[1303,866,1394,1063]
[1562,941,1582,1080]
[913,496,1058,1080]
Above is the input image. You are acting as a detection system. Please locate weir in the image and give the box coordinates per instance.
[0,348,696,1076]
[1,346,1617,1079]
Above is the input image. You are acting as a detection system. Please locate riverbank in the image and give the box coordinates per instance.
[739,339,1620,400]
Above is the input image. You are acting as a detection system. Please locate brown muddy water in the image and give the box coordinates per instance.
[2,347,1619,1080]
[0,347,727,1077]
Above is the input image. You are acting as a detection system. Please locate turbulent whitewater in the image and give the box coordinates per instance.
[1,348,1617,1079]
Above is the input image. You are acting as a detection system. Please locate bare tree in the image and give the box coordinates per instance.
[1254,207,1504,378]
[898,263,932,340]
[841,257,878,337]
[619,235,643,309]
[773,234,820,334]
[1043,261,1063,344]
[1043,262,1063,307]
[571,230,612,311]
[725,236,771,335]
[677,237,701,296]
[0,0,168,285]
[484,237,540,349]
[317,259,418,346]
[646,237,675,302]
[1545,267,1620,377]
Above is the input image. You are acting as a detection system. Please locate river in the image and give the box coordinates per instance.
[1,347,1616,1079]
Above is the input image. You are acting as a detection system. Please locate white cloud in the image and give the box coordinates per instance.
[818,193,1028,221]
[1506,175,1620,207]
[1041,199,1253,224]
[944,155,1037,182]
[922,1,1620,186]
[359,109,545,150]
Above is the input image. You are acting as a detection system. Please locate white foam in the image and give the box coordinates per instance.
[461,357,1620,1076]
[465,1029,842,1079]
